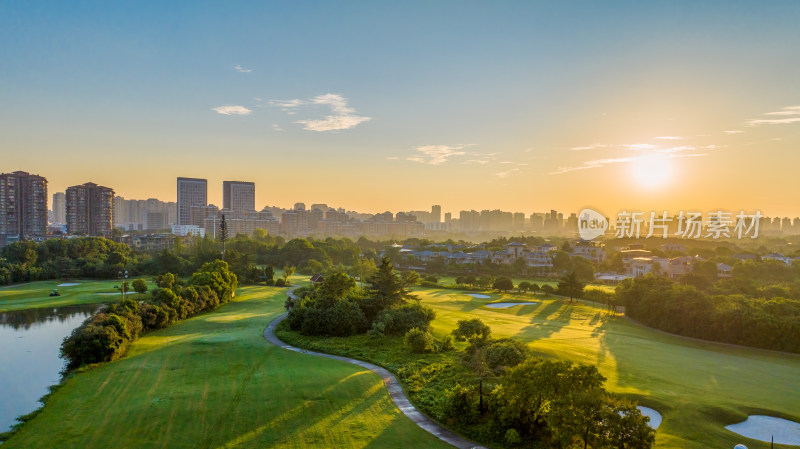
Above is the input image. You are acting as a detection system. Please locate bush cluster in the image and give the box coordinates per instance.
[61,261,237,370]
[288,259,436,338]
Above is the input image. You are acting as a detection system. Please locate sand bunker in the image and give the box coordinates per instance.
[637,406,662,429]
[485,302,537,309]
[468,294,491,299]
[725,415,800,445]
[57,283,81,287]
[97,292,122,295]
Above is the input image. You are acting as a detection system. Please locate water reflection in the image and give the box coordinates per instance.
[0,304,102,433]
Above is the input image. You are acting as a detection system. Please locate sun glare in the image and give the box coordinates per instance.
[631,154,673,189]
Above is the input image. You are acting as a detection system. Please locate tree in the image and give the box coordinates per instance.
[494,359,574,433]
[493,277,514,292]
[191,260,238,302]
[477,275,495,289]
[132,279,148,296]
[282,265,296,282]
[602,397,657,449]
[401,270,420,288]
[531,283,540,295]
[404,327,435,353]
[513,257,527,276]
[552,251,572,274]
[219,214,228,261]
[264,265,275,284]
[452,318,492,349]
[317,272,356,307]
[370,258,415,304]
[558,272,586,303]
[541,284,555,295]
[518,281,532,293]
[155,272,176,289]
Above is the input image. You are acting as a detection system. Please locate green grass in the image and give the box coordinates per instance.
[0,280,129,312]
[413,287,800,449]
[3,282,450,449]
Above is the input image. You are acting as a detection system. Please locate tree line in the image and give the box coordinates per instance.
[617,274,800,353]
[60,261,238,369]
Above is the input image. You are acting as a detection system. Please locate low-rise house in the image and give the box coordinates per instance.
[571,241,606,263]
[716,263,733,278]
[762,253,792,265]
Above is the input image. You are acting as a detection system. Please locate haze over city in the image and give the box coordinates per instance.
[2,1,799,216]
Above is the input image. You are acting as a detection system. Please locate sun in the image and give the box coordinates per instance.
[631,154,673,189]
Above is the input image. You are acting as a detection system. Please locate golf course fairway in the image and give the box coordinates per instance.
[415,287,800,448]
[2,285,451,448]
[0,280,125,312]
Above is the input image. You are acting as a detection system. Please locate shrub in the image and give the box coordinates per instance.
[275,278,287,287]
[485,338,529,373]
[404,327,435,353]
[367,321,385,338]
[444,383,477,423]
[437,334,455,352]
[375,302,436,335]
[327,299,369,336]
[505,428,522,445]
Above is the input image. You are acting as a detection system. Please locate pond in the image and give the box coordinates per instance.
[0,304,99,433]
[485,302,538,308]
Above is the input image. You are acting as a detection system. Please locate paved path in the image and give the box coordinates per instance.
[263,292,487,449]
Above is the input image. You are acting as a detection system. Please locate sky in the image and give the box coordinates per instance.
[1,1,799,218]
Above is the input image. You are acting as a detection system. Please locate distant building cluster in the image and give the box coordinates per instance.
[2,170,800,250]
[403,241,604,277]
[0,171,114,245]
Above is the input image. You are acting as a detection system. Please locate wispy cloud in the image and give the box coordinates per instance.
[570,143,608,151]
[495,168,521,178]
[549,153,708,175]
[406,145,468,165]
[724,130,743,134]
[270,99,304,108]
[234,65,252,73]
[212,105,252,116]
[626,143,658,150]
[655,136,685,140]
[271,94,371,131]
[745,117,800,126]
[745,105,800,126]
[272,124,282,131]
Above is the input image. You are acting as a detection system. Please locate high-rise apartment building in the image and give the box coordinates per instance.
[66,182,114,236]
[52,192,66,224]
[431,205,441,223]
[177,177,207,225]
[222,181,255,215]
[0,171,48,241]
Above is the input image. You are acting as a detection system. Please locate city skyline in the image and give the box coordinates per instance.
[2,2,799,216]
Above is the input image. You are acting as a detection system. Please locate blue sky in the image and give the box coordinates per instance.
[2,1,799,216]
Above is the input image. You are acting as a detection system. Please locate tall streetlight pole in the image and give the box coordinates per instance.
[118,269,128,302]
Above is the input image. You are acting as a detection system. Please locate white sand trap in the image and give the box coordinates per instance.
[485,302,538,309]
[58,283,81,287]
[468,294,491,299]
[637,406,662,429]
[97,292,122,295]
[725,415,800,445]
